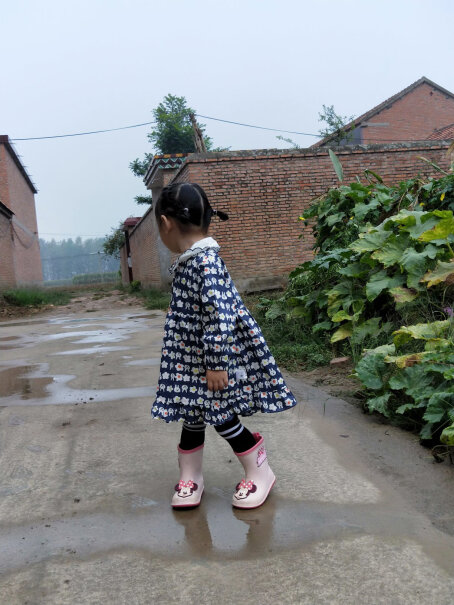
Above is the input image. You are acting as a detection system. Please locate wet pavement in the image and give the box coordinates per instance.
[0,305,453,604]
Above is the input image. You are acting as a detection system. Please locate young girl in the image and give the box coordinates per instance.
[151,182,298,510]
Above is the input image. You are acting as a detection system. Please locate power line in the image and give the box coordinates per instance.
[11,121,156,141]
[10,116,323,142]
[9,114,447,144]
[196,114,321,138]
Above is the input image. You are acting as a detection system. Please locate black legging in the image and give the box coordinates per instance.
[179,415,256,453]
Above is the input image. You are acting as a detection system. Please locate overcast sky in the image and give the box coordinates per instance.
[2,0,453,242]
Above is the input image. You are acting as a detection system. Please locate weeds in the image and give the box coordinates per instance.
[2,287,72,307]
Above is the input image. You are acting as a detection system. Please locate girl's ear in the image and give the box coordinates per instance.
[160,215,173,233]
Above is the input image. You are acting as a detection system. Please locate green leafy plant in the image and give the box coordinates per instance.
[261,154,454,446]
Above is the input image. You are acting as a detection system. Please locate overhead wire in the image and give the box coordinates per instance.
[9,114,444,143]
[11,121,156,141]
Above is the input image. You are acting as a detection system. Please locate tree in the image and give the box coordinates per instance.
[130,94,212,204]
[318,104,355,145]
[275,135,301,149]
[102,222,125,259]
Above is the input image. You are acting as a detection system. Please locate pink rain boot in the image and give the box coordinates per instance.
[172,444,204,509]
[232,433,275,509]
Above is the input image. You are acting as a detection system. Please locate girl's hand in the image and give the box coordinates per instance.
[206,370,228,392]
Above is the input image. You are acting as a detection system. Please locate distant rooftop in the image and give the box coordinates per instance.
[427,123,454,141]
[144,153,188,186]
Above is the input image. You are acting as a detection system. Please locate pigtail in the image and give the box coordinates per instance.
[213,209,229,221]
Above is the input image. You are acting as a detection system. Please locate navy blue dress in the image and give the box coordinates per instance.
[151,246,298,425]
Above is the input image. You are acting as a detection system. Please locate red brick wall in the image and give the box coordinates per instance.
[0,213,16,289]
[120,245,129,286]
[0,143,43,285]
[125,142,451,292]
[128,205,163,288]
[361,82,454,144]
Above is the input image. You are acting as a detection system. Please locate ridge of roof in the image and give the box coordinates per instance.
[0,199,14,218]
[143,153,189,186]
[313,77,454,148]
[0,135,38,194]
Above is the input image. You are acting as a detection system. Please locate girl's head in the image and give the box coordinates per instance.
[155,183,229,236]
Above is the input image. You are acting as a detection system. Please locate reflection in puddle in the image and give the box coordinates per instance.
[0,366,54,400]
[0,319,51,328]
[54,346,132,356]
[3,495,450,577]
[0,366,156,406]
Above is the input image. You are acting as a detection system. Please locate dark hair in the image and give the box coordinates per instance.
[155,183,229,233]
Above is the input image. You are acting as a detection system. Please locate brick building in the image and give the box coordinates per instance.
[0,136,43,289]
[314,76,454,147]
[120,78,454,292]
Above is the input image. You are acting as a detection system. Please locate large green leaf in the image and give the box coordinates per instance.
[423,392,454,423]
[350,230,390,253]
[364,343,396,356]
[326,212,346,227]
[418,212,454,242]
[384,352,426,368]
[352,199,380,221]
[399,244,438,284]
[355,353,389,390]
[388,365,435,401]
[312,321,332,333]
[330,323,353,342]
[440,424,454,446]
[365,393,392,417]
[351,317,381,344]
[393,320,451,346]
[338,262,370,278]
[371,235,409,268]
[388,286,418,304]
[331,310,353,323]
[421,260,454,287]
[365,270,405,301]
[329,149,344,182]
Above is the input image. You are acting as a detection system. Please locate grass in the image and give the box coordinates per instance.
[127,286,171,311]
[243,291,334,371]
[142,288,171,311]
[2,287,73,307]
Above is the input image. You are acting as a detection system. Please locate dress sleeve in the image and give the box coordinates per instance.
[199,253,235,371]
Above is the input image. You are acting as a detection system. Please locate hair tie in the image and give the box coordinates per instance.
[212,209,218,216]
[182,207,190,217]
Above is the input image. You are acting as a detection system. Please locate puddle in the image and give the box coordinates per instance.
[0,368,156,406]
[0,319,51,328]
[0,366,54,400]
[54,346,132,356]
[1,495,454,577]
[128,313,161,319]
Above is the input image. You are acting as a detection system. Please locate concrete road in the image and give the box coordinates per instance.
[0,305,453,605]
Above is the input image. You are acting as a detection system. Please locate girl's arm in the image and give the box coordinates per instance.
[199,254,235,388]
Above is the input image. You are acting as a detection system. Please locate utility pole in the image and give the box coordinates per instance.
[189,113,207,153]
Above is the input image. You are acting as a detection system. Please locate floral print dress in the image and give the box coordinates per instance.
[151,239,297,425]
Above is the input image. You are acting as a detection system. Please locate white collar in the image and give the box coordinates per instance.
[169,237,220,274]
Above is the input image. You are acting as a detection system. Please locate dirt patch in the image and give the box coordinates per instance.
[298,361,363,405]
[54,289,141,314]
[0,289,142,320]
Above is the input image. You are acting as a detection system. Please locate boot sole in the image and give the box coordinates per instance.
[232,478,276,510]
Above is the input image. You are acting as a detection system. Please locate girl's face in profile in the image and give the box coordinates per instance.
[158,215,181,253]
